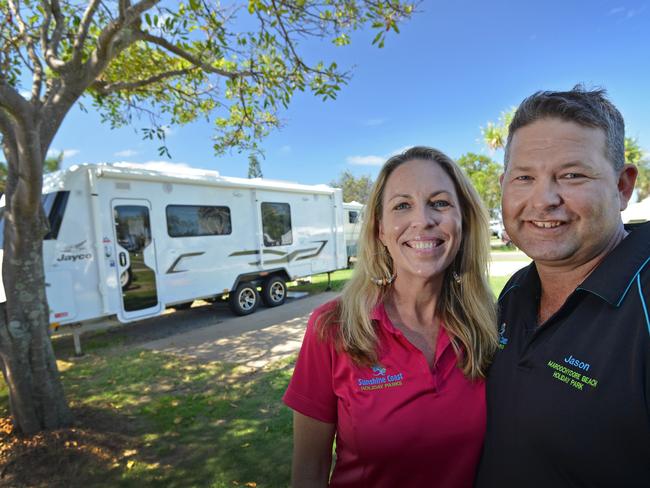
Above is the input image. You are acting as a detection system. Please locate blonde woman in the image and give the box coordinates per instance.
[284,146,498,488]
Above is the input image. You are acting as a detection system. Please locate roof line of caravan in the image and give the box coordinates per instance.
[67,164,338,195]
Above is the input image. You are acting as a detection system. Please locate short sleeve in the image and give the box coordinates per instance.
[283,305,337,423]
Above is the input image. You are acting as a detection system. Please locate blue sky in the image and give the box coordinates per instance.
[49,0,650,186]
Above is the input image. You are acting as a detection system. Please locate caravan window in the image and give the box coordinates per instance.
[261,202,292,247]
[166,205,232,237]
[43,191,70,240]
[348,211,360,224]
[0,192,69,249]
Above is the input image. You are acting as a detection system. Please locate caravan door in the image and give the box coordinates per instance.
[112,199,162,321]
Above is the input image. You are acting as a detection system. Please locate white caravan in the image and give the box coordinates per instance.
[342,201,364,266]
[0,163,347,327]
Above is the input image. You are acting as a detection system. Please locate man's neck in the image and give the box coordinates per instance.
[535,228,628,324]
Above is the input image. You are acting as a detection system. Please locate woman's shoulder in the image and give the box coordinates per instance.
[311,298,341,320]
[307,298,342,342]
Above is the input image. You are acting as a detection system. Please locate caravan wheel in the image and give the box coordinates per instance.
[262,276,287,307]
[229,283,260,316]
[120,268,133,289]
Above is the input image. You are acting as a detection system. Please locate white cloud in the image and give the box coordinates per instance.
[346,155,384,166]
[19,90,31,99]
[346,145,413,166]
[363,118,387,127]
[47,148,80,159]
[114,149,138,157]
[608,6,645,18]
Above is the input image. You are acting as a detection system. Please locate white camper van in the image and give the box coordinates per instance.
[0,163,347,327]
[342,201,364,266]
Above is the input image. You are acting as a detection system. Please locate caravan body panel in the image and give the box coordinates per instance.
[0,163,347,326]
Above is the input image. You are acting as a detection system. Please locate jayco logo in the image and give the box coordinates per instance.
[357,364,404,391]
[56,240,93,263]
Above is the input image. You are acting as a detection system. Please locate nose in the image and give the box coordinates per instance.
[411,202,438,228]
[530,177,563,211]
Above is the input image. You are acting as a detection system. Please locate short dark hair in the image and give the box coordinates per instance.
[504,85,625,170]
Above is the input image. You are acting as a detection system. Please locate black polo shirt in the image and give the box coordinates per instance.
[476,222,650,488]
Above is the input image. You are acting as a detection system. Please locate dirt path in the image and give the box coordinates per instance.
[138,292,339,367]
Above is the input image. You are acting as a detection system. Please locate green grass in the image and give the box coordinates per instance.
[291,269,510,297]
[489,275,510,296]
[0,350,295,487]
[288,269,353,293]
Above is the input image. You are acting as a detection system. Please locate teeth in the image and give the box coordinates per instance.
[410,240,438,249]
[532,221,562,229]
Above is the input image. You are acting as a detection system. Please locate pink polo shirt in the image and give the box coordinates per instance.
[283,300,486,488]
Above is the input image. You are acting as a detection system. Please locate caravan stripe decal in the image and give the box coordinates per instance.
[229,241,329,266]
[166,252,205,274]
[295,240,328,261]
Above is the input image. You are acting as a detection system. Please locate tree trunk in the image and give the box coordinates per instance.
[0,130,73,435]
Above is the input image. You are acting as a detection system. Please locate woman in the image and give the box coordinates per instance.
[283,146,498,487]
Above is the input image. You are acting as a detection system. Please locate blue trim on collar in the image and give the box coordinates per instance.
[637,275,650,335]
[498,284,520,303]
[615,256,650,307]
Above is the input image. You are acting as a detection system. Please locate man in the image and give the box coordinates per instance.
[476,86,650,487]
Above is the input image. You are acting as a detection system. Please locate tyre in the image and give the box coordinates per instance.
[261,276,287,307]
[120,268,133,289]
[228,283,260,316]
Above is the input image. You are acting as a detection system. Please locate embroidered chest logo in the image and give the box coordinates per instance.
[357,364,404,391]
[498,322,509,349]
[546,353,600,392]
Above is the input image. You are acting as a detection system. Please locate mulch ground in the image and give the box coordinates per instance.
[0,407,141,488]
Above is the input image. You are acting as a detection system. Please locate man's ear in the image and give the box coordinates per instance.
[618,164,638,211]
[499,173,505,188]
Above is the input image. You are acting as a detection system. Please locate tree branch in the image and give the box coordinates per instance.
[118,0,132,19]
[0,83,31,124]
[42,0,68,71]
[87,0,159,76]
[39,3,53,59]
[70,0,103,65]
[138,32,253,79]
[0,108,17,150]
[91,68,195,95]
[8,0,44,100]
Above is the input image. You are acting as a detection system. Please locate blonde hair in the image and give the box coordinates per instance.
[320,147,498,379]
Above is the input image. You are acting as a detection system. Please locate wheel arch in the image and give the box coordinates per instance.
[230,268,291,291]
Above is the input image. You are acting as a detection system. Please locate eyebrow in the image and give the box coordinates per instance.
[387,190,452,201]
[509,160,589,172]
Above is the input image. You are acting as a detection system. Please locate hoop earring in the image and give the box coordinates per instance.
[452,271,462,284]
[371,273,396,286]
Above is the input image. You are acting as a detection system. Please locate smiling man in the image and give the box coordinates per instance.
[476,86,650,487]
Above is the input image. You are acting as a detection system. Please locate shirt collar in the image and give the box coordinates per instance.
[502,222,650,307]
[370,301,452,360]
[499,261,539,302]
[577,222,650,306]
